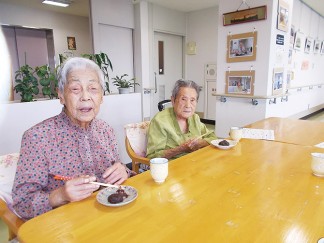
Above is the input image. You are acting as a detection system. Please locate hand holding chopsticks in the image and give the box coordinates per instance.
[53,174,119,188]
[196,130,214,139]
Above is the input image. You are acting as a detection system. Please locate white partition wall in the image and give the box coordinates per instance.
[0,94,142,164]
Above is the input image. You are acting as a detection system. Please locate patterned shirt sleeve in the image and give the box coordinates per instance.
[12,128,54,220]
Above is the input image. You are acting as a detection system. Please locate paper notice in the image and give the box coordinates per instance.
[315,142,324,148]
[242,128,275,140]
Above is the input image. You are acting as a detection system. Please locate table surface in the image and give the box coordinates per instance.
[18,138,324,243]
[245,117,324,146]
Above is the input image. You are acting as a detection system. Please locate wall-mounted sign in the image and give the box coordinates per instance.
[276,34,284,45]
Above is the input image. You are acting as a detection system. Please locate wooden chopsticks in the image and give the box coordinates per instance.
[53,174,119,188]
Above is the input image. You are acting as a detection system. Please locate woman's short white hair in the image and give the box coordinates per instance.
[171,79,200,100]
[57,57,105,93]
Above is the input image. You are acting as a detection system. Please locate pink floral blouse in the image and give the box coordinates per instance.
[12,110,133,220]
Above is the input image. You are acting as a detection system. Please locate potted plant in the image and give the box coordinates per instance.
[82,52,113,95]
[112,74,139,94]
[35,65,58,99]
[14,64,39,102]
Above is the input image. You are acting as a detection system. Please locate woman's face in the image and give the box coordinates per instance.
[58,68,103,128]
[172,87,198,121]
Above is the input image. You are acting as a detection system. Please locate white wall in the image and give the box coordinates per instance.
[90,0,135,94]
[0,94,142,164]
[0,2,92,60]
[186,7,219,113]
[152,4,186,36]
[216,0,324,138]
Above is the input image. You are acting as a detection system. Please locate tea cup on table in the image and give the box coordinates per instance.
[230,127,243,142]
[311,153,324,177]
[150,158,168,184]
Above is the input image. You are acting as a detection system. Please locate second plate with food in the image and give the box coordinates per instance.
[96,185,138,207]
[211,139,237,150]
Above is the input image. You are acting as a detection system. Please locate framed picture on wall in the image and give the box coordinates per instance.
[67,36,76,50]
[293,31,304,51]
[225,70,255,96]
[290,25,295,45]
[223,5,267,26]
[272,67,284,95]
[304,37,313,54]
[286,70,293,88]
[313,39,321,54]
[321,41,324,55]
[288,48,293,64]
[227,32,257,62]
[277,0,289,32]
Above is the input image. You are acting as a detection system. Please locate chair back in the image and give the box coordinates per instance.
[0,153,24,240]
[158,99,171,111]
[124,121,150,173]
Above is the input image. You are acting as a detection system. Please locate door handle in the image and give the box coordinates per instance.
[154,72,157,93]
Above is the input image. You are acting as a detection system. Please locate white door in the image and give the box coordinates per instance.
[98,24,134,94]
[151,32,183,118]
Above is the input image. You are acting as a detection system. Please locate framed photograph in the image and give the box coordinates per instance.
[293,31,304,51]
[272,67,284,95]
[277,0,289,32]
[223,5,267,26]
[288,48,293,64]
[225,70,255,95]
[304,37,313,54]
[321,41,324,55]
[290,25,295,45]
[67,36,76,50]
[313,39,321,54]
[286,70,292,88]
[227,32,257,63]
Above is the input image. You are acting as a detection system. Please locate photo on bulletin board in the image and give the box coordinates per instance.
[227,32,257,63]
[277,0,289,32]
[272,67,284,95]
[67,37,76,50]
[313,40,321,54]
[304,37,313,54]
[225,70,255,96]
[293,31,304,51]
[321,41,324,55]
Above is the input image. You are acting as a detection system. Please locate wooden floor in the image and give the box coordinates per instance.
[1,110,323,242]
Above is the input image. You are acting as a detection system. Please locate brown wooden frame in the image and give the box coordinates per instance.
[227,32,257,63]
[223,5,267,26]
[67,36,76,50]
[225,70,255,96]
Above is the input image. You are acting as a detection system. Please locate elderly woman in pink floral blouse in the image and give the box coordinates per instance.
[12,57,134,220]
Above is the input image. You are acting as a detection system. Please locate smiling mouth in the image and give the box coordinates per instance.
[79,107,92,112]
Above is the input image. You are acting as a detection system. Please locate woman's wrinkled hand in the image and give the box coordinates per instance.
[183,138,209,152]
[50,175,99,208]
[102,162,128,185]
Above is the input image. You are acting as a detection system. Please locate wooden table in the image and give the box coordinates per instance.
[245,117,324,146]
[18,139,324,242]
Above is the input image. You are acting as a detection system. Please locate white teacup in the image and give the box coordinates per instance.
[150,158,168,184]
[230,127,243,141]
[311,153,324,177]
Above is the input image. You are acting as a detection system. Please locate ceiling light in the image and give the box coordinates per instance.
[42,0,71,7]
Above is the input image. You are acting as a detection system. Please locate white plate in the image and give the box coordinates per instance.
[96,185,138,207]
[211,139,237,150]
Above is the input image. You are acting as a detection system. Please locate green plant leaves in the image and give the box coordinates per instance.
[14,64,58,102]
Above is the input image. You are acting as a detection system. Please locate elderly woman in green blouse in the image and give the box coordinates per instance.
[146,79,217,160]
